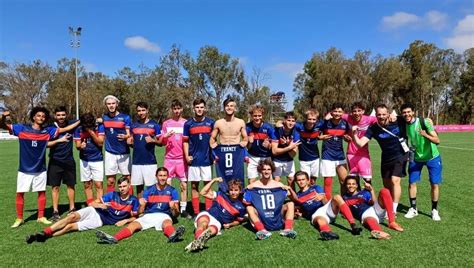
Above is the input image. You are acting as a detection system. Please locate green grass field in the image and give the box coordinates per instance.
[1,132,473,266]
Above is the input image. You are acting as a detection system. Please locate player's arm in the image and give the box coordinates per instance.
[90,198,109,209]
[87,128,104,147]
[200,177,222,199]
[209,121,220,149]
[223,220,242,229]
[239,119,248,147]
[115,217,136,227]
[364,183,377,205]
[138,198,147,214]
[170,200,180,217]
[182,124,192,164]
[271,138,301,155]
[420,119,440,144]
[47,133,72,148]
[58,120,80,134]
[351,126,370,148]
[284,185,299,203]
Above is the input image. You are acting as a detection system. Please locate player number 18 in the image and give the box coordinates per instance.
[260,194,275,210]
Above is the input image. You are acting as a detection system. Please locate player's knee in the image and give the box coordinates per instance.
[379,188,390,196]
[52,186,60,192]
[94,181,103,189]
[332,194,343,203]
[286,201,295,210]
[84,181,92,189]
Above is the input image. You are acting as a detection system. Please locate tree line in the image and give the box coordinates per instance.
[0,40,472,124]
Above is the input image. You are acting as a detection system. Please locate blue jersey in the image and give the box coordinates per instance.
[213,144,247,192]
[95,192,139,225]
[321,119,350,160]
[365,120,406,163]
[142,184,179,215]
[296,185,325,220]
[102,113,131,155]
[295,121,323,161]
[246,122,277,157]
[243,187,288,231]
[272,126,300,162]
[208,191,246,224]
[183,117,214,166]
[48,120,77,161]
[10,124,58,173]
[131,119,161,165]
[73,125,105,162]
[343,190,372,221]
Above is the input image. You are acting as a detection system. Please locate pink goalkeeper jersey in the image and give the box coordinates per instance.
[343,114,377,156]
[162,118,186,160]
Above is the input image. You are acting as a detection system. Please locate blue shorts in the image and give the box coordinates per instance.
[408,155,442,185]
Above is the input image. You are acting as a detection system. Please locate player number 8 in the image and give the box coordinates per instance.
[260,194,275,210]
[225,153,233,168]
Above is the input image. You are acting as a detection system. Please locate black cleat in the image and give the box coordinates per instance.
[180,211,193,220]
[50,211,61,222]
[168,225,185,243]
[320,231,339,241]
[35,231,48,243]
[25,233,38,244]
[350,223,363,235]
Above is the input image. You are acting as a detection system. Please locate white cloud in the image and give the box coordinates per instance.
[238,56,249,66]
[267,62,303,78]
[381,12,421,31]
[425,10,448,31]
[83,62,97,72]
[453,14,474,34]
[124,36,160,53]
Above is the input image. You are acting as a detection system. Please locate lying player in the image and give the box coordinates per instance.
[287,171,362,240]
[244,159,297,240]
[25,177,138,243]
[342,176,404,240]
[96,167,185,244]
[185,177,246,252]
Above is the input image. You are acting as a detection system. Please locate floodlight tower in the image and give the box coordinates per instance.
[68,26,82,120]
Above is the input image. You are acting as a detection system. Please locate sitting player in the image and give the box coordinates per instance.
[185,177,246,252]
[25,177,139,243]
[287,171,362,240]
[342,176,404,240]
[244,158,297,240]
[96,167,185,244]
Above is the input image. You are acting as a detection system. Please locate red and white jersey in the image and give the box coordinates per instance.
[162,118,186,160]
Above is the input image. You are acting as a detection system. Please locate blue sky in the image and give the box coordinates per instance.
[1,0,473,107]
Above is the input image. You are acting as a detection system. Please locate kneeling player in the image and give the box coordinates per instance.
[185,177,246,252]
[244,159,296,240]
[96,167,185,244]
[25,177,138,243]
[342,176,403,240]
[287,171,362,240]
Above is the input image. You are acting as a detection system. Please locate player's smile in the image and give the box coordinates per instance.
[296,176,309,191]
[106,100,118,114]
[331,108,343,120]
[33,112,47,127]
[156,171,168,187]
[376,108,389,126]
[118,181,130,197]
[401,109,414,123]
[252,112,263,126]
[345,179,359,194]
[305,115,317,129]
[351,108,364,122]
[228,186,240,199]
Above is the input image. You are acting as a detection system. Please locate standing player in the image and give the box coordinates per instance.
[343,102,377,184]
[96,167,185,244]
[246,105,276,184]
[128,102,161,198]
[400,103,442,221]
[74,113,105,204]
[47,106,78,221]
[244,159,297,240]
[319,103,351,199]
[210,98,248,192]
[294,108,324,184]
[183,98,215,216]
[25,177,139,243]
[160,99,188,217]
[271,111,301,188]
[102,95,131,193]
[185,177,246,252]
[342,176,403,240]
[287,171,362,240]
[1,107,78,228]
[352,104,408,214]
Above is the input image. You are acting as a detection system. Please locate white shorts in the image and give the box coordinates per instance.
[320,159,347,177]
[273,160,295,178]
[76,206,104,231]
[131,165,157,186]
[300,159,320,178]
[80,160,104,182]
[17,171,47,192]
[361,201,385,224]
[194,211,222,233]
[134,212,171,231]
[311,200,336,224]
[247,155,268,179]
[104,151,131,176]
[187,166,212,182]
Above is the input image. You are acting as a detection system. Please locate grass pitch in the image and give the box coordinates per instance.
[0,132,473,266]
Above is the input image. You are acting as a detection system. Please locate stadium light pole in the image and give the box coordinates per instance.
[68,26,82,120]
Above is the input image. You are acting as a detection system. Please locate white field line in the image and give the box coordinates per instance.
[438,145,474,151]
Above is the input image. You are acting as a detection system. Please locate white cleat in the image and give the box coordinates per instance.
[431,209,441,221]
[404,207,418,219]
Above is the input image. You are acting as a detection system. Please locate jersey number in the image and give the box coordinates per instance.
[110,128,114,134]
[31,140,37,147]
[260,194,275,210]
[225,153,233,168]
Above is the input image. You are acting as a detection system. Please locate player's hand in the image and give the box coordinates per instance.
[126,136,133,145]
[139,198,147,206]
[318,134,332,140]
[389,114,397,122]
[214,177,223,183]
[186,155,193,164]
[223,223,231,229]
[314,193,325,201]
[343,134,352,142]
[115,219,128,227]
[80,141,87,149]
[324,113,332,120]
[96,118,103,124]
[165,130,175,138]
[418,129,428,137]
[248,135,254,144]
[144,135,155,143]
[275,120,283,128]
[117,133,127,141]
[58,133,72,143]
[262,138,271,148]
[282,185,292,191]
[426,118,434,126]
[210,142,218,149]
[364,183,373,191]
[239,140,248,148]
[351,125,359,133]
[289,140,302,149]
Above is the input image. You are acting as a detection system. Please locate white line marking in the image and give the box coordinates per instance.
[438,145,474,151]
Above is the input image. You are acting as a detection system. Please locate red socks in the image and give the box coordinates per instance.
[324,177,333,199]
[319,224,331,232]
[254,221,265,231]
[339,203,356,224]
[284,219,294,230]
[205,198,213,210]
[163,225,175,238]
[379,188,395,223]
[43,227,53,237]
[107,185,115,193]
[37,191,46,218]
[114,228,132,241]
[86,199,94,205]
[192,197,200,215]
[16,192,24,219]
[364,217,382,231]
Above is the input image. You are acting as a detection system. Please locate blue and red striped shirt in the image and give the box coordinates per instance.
[183,117,214,166]
[96,191,139,225]
[208,191,246,224]
[295,121,324,161]
[131,119,161,165]
[321,119,350,161]
[142,184,179,215]
[102,113,131,155]
[73,125,105,162]
[246,122,276,157]
[296,185,325,220]
[343,190,373,221]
